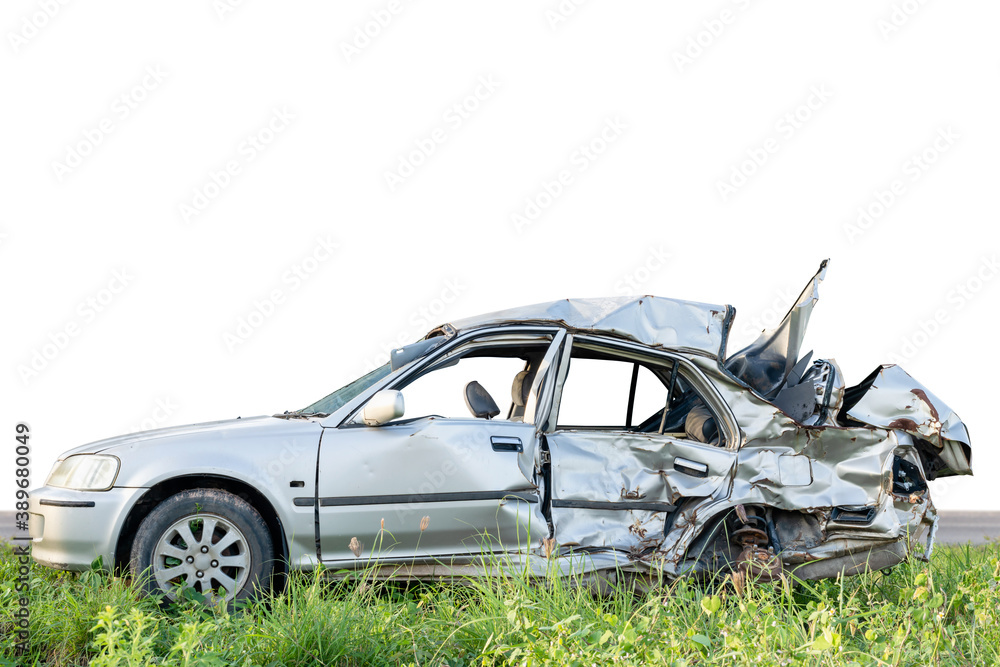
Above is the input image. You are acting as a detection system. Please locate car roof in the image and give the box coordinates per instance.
[426,296,736,359]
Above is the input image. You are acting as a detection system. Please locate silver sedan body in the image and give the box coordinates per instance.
[28,260,971,598]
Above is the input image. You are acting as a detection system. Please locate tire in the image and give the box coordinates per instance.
[130,488,274,606]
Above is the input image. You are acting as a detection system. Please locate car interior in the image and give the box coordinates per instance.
[377,339,721,446]
[554,347,722,446]
[381,341,549,424]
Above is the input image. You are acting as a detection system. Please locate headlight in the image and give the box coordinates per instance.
[46,455,120,491]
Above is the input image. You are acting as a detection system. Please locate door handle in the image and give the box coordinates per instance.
[491,436,522,452]
[674,457,709,478]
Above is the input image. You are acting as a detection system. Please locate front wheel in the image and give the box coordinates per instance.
[130,488,274,606]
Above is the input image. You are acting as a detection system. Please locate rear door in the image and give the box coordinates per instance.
[542,338,737,554]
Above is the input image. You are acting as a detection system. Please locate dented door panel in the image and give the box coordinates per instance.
[549,433,735,506]
[546,431,736,551]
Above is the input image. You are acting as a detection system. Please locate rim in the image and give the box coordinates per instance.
[152,513,251,604]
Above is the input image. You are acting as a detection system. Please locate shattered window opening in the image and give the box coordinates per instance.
[555,345,725,447]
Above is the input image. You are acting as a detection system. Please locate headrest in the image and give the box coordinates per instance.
[464,381,500,419]
[511,369,536,407]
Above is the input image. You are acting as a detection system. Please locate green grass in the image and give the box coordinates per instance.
[2,541,1000,666]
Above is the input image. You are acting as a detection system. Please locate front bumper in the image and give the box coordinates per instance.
[27,485,147,571]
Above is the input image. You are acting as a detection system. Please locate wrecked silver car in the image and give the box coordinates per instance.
[27,260,971,602]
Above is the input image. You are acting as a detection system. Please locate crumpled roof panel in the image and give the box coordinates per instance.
[442,296,734,357]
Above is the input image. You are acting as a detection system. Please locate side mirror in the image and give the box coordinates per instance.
[362,389,404,426]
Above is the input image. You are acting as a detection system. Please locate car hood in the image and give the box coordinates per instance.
[55,415,322,459]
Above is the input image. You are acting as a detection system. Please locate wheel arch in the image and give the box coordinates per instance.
[114,474,289,581]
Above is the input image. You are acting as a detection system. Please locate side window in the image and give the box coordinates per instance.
[376,339,552,423]
[556,358,666,429]
[556,349,723,445]
[397,354,527,421]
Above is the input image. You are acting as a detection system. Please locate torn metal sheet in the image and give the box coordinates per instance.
[726,260,828,399]
[773,358,844,426]
[843,364,971,477]
[653,353,941,581]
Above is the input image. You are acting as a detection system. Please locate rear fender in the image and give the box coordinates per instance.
[840,365,971,478]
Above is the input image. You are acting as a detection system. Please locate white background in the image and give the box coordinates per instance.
[1,0,997,510]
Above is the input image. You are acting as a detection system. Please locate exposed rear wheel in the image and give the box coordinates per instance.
[130,488,274,606]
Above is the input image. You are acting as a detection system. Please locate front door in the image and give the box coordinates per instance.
[316,330,564,564]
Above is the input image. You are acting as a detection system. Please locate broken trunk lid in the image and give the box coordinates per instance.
[840,364,971,478]
[725,260,828,400]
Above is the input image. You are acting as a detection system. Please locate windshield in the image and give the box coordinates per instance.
[299,364,392,416]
